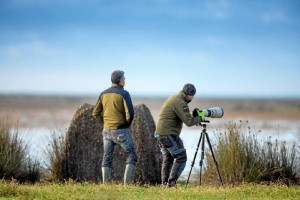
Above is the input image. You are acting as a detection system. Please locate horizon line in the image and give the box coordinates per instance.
[1,91,300,100]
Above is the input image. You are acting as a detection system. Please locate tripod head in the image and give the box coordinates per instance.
[199,120,209,128]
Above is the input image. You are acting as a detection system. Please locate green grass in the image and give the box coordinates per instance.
[0,180,299,200]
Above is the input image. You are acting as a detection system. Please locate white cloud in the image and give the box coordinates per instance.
[205,35,226,45]
[5,40,51,59]
[2,39,77,66]
[261,12,289,24]
[204,0,231,20]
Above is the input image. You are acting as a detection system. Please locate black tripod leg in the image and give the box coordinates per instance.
[185,131,203,188]
[199,129,206,186]
[205,132,224,185]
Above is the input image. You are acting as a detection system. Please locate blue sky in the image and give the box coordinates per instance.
[0,0,300,97]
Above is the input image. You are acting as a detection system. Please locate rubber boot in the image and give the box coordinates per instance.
[124,164,135,185]
[102,167,111,183]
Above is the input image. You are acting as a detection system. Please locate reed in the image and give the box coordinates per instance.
[0,116,41,183]
[203,121,300,185]
[44,129,66,181]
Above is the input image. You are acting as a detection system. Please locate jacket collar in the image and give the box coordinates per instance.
[111,83,124,89]
[177,91,190,103]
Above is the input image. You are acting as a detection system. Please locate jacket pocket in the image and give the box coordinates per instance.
[116,133,126,143]
[158,136,173,148]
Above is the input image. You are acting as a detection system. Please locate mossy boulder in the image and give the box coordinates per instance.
[61,103,161,184]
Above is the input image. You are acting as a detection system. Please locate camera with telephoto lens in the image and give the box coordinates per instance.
[193,107,224,121]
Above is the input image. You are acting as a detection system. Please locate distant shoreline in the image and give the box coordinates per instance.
[1,94,299,129]
[1,93,300,100]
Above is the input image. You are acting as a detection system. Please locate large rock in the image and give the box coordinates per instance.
[61,103,161,184]
[129,104,161,183]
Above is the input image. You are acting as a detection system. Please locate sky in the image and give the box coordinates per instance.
[0,0,300,98]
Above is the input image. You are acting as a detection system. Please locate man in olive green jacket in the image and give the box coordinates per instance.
[92,70,137,185]
[155,83,201,187]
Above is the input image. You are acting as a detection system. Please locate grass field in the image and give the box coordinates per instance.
[1,180,300,200]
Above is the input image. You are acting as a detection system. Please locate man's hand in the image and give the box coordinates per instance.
[193,108,205,121]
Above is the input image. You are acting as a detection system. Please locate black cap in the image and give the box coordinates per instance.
[111,70,125,84]
[182,83,196,96]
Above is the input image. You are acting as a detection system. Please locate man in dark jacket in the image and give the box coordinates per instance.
[92,70,137,185]
[155,83,202,187]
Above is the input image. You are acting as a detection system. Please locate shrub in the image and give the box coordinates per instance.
[0,116,41,183]
[44,129,66,181]
[258,138,299,184]
[203,121,300,185]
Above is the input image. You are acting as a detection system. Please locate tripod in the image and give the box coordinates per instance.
[185,122,224,188]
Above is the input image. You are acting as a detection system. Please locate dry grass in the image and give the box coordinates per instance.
[0,116,41,183]
[202,121,300,185]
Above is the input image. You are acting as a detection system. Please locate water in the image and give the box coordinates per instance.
[16,126,68,166]
[16,119,299,179]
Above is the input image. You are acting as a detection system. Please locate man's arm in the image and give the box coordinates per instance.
[123,92,134,126]
[173,101,200,127]
[92,96,103,123]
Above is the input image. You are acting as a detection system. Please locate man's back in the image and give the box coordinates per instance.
[156,92,185,135]
[93,85,134,130]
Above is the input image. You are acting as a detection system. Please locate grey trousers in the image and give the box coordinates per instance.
[156,134,187,184]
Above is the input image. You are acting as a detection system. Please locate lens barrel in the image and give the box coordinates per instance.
[204,107,224,118]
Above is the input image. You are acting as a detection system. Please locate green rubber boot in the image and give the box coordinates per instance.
[102,167,111,183]
[124,164,135,185]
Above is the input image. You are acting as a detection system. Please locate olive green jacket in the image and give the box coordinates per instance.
[155,91,201,136]
[92,84,134,130]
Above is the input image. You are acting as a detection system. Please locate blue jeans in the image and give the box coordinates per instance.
[156,134,187,184]
[102,128,137,167]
